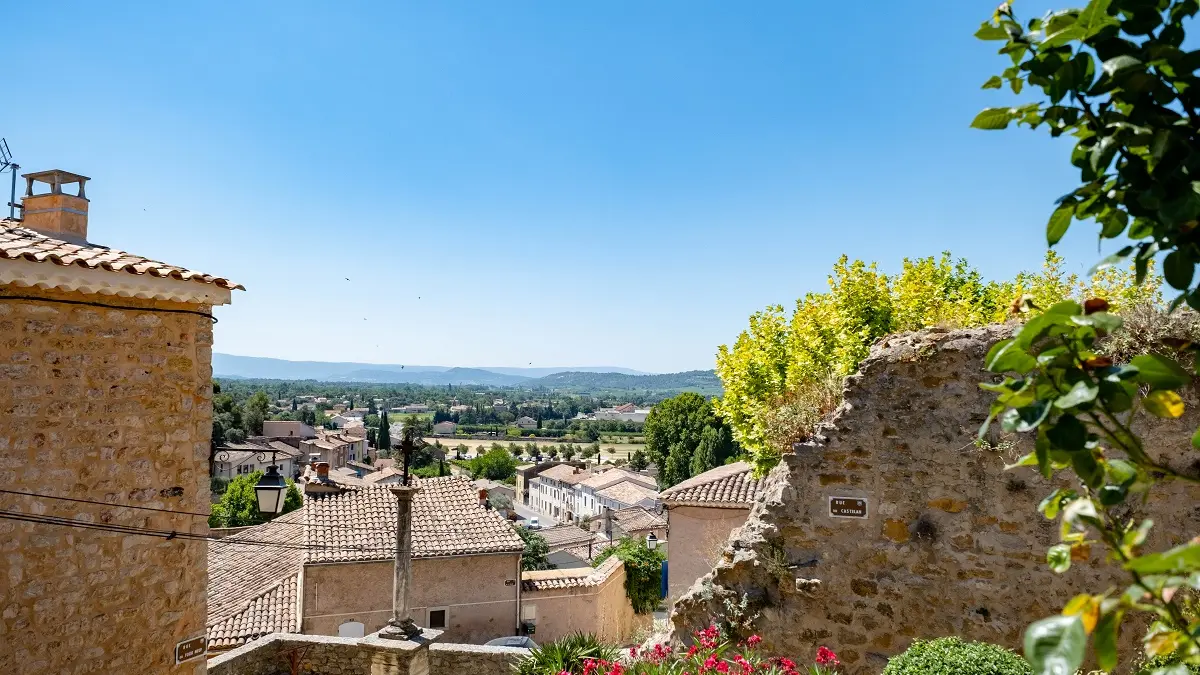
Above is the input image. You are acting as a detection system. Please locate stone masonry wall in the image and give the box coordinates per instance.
[0,287,215,674]
[207,634,528,675]
[670,325,1200,674]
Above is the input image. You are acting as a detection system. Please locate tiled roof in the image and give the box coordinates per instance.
[207,573,299,651]
[207,509,304,649]
[0,221,243,290]
[596,480,659,506]
[305,476,525,563]
[658,461,764,508]
[538,524,599,550]
[539,463,588,485]
[265,440,303,458]
[521,555,621,591]
[579,468,657,491]
[363,467,404,484]
[612,506,666,534]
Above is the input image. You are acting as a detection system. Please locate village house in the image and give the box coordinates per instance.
[262,419,317,438]
[528,463,589,522]
[211,439,303,480]
[208,472,528,649]
[573,467,659,520]
[300,431,369,468]
[0,169,241,673]
[514,416,537,429]
[395,403,430,414]
[589,403,651,423]
[433,420,457,435]
[658,461,764,604]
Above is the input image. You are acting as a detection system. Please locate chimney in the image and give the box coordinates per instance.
[20,170,90,243]
[479,489,489,508]
[316,462,330,480]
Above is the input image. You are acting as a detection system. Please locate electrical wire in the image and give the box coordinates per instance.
[0,294,217,323]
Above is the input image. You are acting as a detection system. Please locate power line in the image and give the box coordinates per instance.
[0,294,218,323]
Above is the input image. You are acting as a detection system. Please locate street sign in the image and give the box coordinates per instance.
[828,496,868,519]
[175,635,207,664]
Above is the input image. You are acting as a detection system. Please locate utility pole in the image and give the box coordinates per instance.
[382,430,423,640]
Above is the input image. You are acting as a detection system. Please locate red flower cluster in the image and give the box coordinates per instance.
[815,646,840,668]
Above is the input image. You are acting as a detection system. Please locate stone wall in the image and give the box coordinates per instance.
[0,287,215,674]
[523,560,651,644]
[669,325,1200,674]
[207,633,527,675]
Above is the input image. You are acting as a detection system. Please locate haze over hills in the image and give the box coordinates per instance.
[212,354,722,393]
[213,354,649,383]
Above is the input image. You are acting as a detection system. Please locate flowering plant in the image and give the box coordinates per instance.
[555,626,840,675]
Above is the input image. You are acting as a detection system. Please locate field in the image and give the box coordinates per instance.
[428,436,645,461]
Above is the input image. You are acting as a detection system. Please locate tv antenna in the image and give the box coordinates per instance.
[0,139,18,220]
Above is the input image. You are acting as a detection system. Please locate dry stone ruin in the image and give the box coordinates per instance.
[669,325,1199,674]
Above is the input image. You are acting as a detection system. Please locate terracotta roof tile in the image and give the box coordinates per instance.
[596,480,659,506]
[206,509,305,649]
[0,221,243,290]
[537,524,599,550]
[611,506,666,533]
[305,476,525,563]
[538,463,588,485]
[207,573,299,651]
[521,556,621,591]
[658,462,763,508]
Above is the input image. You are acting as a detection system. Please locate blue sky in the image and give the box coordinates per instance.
[9,1,1114,373]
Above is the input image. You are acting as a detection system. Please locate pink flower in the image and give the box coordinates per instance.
[629,646,639,659]
[703,655,719,671]
[715,661,730,673]
[815,646,840,667]
[746,635,762,648]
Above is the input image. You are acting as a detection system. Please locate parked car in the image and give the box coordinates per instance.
[528,516,540,529]
[485,636,537,649]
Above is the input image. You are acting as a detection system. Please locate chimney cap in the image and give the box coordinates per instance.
[23,169,90,198]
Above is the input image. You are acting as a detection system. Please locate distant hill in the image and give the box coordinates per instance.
[528,370,723,394]
[212,354,645,382]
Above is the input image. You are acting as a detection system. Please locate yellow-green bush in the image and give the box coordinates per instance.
[715,251,1160,475]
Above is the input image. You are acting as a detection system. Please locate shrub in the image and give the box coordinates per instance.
[1137,654,1200,674]
[514,632,618,675]
[593,537,664,614]
[882,637,1030,675]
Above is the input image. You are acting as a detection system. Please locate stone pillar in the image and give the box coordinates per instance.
[382,483,422,640]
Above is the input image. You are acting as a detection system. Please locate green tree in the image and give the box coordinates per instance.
[628,449,649,471]
[471,448,518,481]
[377,410,391,456]
[516,526,553,571]
[563,445,576,461]
[208,470,302,528]
[690,425,733,477]
[644,392,737,488]
[593,537,665,614]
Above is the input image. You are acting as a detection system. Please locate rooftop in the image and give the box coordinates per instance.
[537,524,600,550]
[521,555,621,591]
[538,463,588,485]
[305,476,525,563]
[0,221,242,295]
[596,480,659,506]
[658,461,764,508]
[610,505,666,533]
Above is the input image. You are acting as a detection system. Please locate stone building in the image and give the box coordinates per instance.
[669,326,1200,674]
[520,556,650,644]
[658,461,764,604]
[0,170,241,673]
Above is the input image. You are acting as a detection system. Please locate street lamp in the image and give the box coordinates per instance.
[646,532,658,550]
[254,464,288,515]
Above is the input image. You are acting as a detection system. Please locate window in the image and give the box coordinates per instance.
[428,607,448,630]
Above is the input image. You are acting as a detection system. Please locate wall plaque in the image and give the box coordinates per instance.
[828,496,868,519]
[175,636,207,664]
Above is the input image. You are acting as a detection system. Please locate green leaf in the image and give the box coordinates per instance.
[1024,615,1086,675]
[971,107,1018,130]
[1004,452,1039,470]
[1072,449,1103,489]
[1054,381,1098,409]
[1191,426,1200,450]
[975,21,1012,40]
[1071,312,1123,333]
[1047,544,1072,573]
[1126,542,1200,574]
[1144,389,1185,418]
[1039,489,1076,519]
[1045,300,1083,316]
[1130,354,1191,389]
[1163,251,1195,290]
[986,339,1038,373]
[1077,0,1116,37]
[1047,202,1075,245]
[982,75,1004,89]
[1105,459,1137,486]
[1093,609,1122,672]
[1091,136,1119,173]
[1047,416,1087,452]
[1089,246,1134,275]
[1001,401,1052,433]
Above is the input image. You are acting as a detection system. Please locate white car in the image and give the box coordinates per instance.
[528,517,540,529]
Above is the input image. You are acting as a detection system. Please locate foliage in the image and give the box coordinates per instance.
[470,447,518,481]
[517,526,553,571]
[593,537,665,614]
[629,449,649,471]
[980,299,1200,673]
[513,632,619,675]
[207,471,302,528]
[974,2,1200,671]
[716,251,1162,475]
[881,637,1030,675]
[973,0,1200,312]
[644,393,740,488]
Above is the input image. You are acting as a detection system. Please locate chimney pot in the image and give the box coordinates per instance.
[20,170,90,243]
[316,462,330,477]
